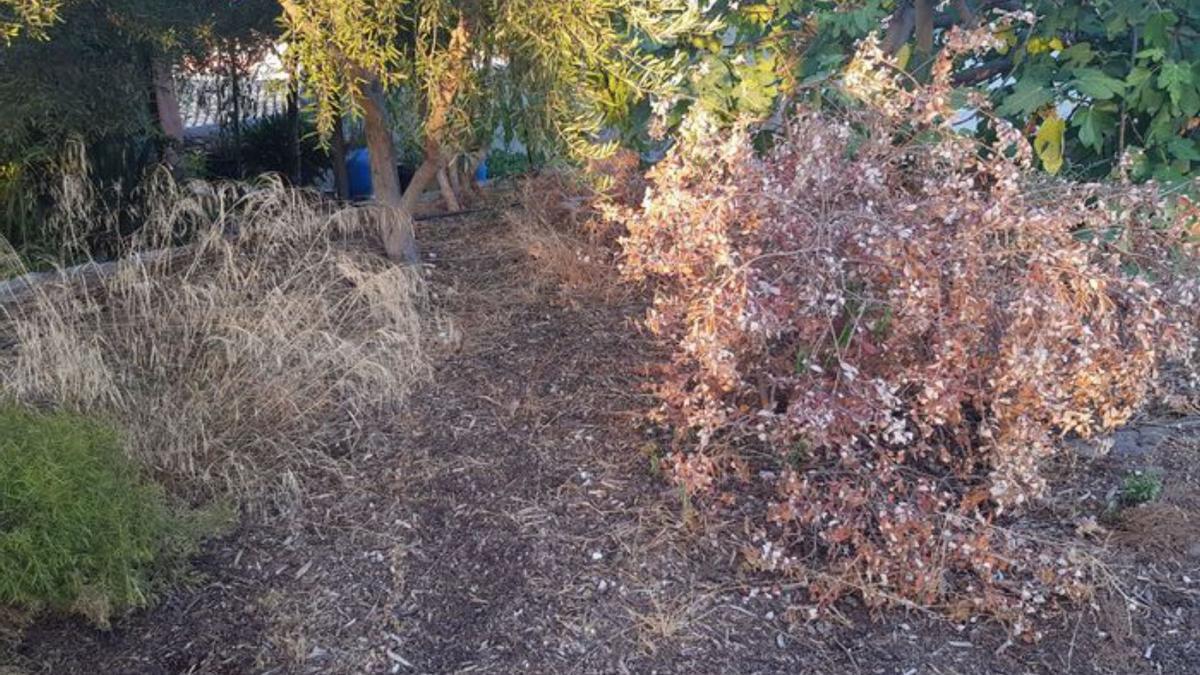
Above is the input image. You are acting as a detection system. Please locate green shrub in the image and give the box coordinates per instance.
[203,112,331,183]
[0,405,212,627]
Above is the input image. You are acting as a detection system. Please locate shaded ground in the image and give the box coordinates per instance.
[3,207,1199,674]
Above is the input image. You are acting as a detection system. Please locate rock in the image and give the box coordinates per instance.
[1067,435,1113,459]
[1112,429,1145,456]
[1187,542,1200,560]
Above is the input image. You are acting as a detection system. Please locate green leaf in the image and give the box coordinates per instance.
[1136,48,1165,62]
[1127,67,1153,87]
[1180,85,1200,117]
[1167,137,1200,162]
[1071,68,1126,100]
[1127,65,1166,111]
[1059,42,1094,68]
[1158,62,1195,108]
[1148,109,1177,144]
[1072,106,1115,153]
[1143,11,1178,51]
[997,78,1054,117]
[1104,15,1127,39]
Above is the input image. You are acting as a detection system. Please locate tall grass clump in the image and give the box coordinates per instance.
[0,405,210,628]
[0,164,436,509]
[503,151,646,302]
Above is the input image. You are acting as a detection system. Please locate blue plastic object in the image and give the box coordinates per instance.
[474,156,489,182]
[347,148,372,199]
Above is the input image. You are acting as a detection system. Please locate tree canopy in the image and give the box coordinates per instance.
[641,0,1200,181]
[0,0,279,159]
[278,0,704,260]
[281,0,704,166]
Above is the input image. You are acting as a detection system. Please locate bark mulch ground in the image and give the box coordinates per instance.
[3,208,1198,674]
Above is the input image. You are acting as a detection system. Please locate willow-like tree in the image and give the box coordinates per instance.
[279,0,699,263]
[1,0,61,44]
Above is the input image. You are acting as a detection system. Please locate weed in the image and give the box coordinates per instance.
[1120,471,1164,506]
[641,441,665,479]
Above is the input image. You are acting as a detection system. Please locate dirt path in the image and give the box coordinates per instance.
[5,211,1200,674]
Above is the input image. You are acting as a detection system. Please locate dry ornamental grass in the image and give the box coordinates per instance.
[0,168,437,510]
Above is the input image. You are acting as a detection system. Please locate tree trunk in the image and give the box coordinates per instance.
[397,14,472,214]
[330,113,350,201]
[228,50,244,178]
[447,157,462,198]
[438,166,462,212]
[358,79,418,264]
[151,58,185,175]
[914,0,934,56]
[152,59,185,142]
[457,165,476,202]
[883,2,915,55]
[400,155,443,214]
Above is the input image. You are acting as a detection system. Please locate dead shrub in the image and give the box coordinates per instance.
[0,172,436,510]
[617,29,1199,632]
[588,149,647,212]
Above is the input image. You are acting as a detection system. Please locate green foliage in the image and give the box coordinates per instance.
[643,0,1200,181]
[0,405,219,627]
[486,148,534,178]
[997,1,1200,181]
[0,0,281,263]
[1120,470,1164,506]
[642,0,890,132]
[283,0,704,161]
[477,0,704,159]
[0,2,155,158]
[203,112,332,183]
[0,0,62,44]
[0,0,279,159]
[279,0,409,135]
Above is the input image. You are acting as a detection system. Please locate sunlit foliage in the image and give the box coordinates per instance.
[643,0,1200,180]
[282,0,706,160]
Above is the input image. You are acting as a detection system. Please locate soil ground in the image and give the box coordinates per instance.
[3,206,1199,674]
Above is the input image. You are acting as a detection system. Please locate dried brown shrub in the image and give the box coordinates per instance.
[616,30,1199,631]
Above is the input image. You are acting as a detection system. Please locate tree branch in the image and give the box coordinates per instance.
[883,2,915,55]
[952,56,1013,86]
